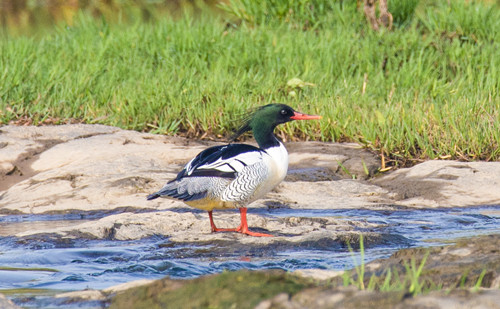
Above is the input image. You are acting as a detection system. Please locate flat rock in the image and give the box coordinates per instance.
[372,160,500,207]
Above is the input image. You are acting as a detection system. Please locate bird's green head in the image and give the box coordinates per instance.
[230,103,321,143]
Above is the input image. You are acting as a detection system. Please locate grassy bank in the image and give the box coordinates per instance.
[1,0,499,165]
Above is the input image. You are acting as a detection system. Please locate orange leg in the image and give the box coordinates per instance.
[235,208,273,237]
[207,208,273,237]
[208,210,238,232]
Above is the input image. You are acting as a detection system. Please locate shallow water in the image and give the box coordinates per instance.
[1,205,500,308]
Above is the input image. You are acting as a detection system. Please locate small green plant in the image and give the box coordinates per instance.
[337,161,356,180]
[379,268,399,292]
[404,251,430,295]
[458,268,488,291]
[343,237,434,295]
[473,269,487,291]
[345,234,365,290]
[459,269,469,288]
[361,159,370,177]
[341,239,495,296]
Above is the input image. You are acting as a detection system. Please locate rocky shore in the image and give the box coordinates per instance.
[1,124,499,308]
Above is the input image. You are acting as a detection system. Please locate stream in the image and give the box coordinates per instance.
[1,205,500,308]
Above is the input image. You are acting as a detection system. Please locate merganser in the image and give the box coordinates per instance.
[147,103,321,237]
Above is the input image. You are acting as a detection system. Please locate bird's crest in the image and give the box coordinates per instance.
[228,105,265,142]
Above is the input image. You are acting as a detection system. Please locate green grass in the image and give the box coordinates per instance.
[341,235,496,295]
[343,235,435,296]
[1,0,499,165]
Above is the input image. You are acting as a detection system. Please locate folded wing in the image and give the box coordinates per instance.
[147,144,267,203]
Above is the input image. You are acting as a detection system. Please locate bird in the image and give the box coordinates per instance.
[147,103,321,237]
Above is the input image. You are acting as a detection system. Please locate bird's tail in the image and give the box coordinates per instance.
[147,179,178,200]
[146,192,161,200]
[147,179,208,202]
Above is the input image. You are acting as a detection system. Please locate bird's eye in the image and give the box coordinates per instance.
[281,109,287,115]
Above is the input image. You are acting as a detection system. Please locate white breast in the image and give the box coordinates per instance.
[263,142,289,185]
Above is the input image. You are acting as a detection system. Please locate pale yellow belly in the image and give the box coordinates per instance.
[185,198,237,211]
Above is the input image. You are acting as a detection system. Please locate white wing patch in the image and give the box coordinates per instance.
[186,150,265,176]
